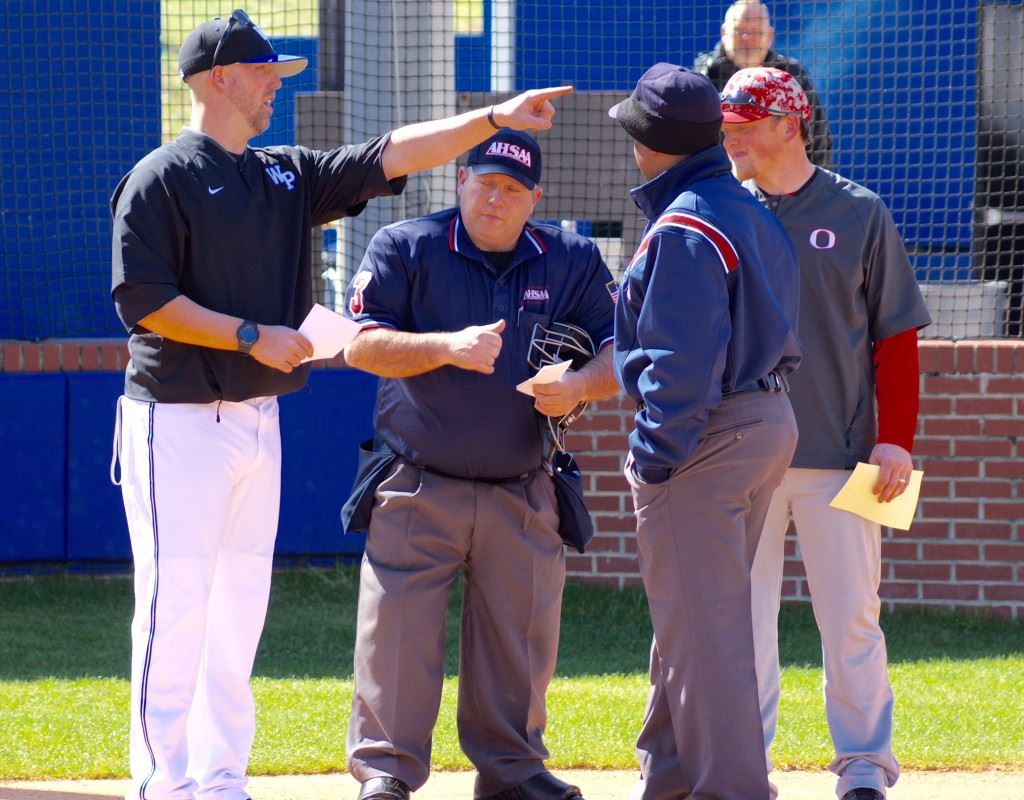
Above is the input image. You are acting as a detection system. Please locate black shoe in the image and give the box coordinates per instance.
[357,776,410,800]
[476,772,584,800]
[840,790,884,800]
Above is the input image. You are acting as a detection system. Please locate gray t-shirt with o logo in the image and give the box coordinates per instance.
[748,168,932,469]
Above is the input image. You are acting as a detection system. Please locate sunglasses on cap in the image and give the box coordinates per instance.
[720,89,792,117]
[211,8,253,69]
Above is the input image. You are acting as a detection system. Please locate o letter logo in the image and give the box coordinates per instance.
[809,228,836,250]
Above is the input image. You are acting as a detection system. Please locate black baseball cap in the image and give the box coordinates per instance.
[466,129,542,190]
[179,8,308,81]
[608,63,723,155]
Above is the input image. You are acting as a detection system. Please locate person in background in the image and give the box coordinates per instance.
[694,0,834,167]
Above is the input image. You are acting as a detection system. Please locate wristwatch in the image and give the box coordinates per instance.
[236,320,260,356]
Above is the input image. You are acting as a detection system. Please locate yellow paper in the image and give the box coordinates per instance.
[828,462,924,531]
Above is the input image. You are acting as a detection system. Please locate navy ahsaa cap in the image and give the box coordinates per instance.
[466,129,542,190]
[609,63,723,155]
[179,8,308,81]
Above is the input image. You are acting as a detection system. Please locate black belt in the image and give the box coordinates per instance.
[725,371,789,395]
[635,371,789,413]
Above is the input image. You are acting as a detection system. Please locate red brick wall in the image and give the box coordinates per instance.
[1,339,130,373]
[3,338,1021,618]
[565,340,1024,620]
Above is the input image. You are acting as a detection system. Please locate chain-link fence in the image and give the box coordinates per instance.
[2,1,1021,339]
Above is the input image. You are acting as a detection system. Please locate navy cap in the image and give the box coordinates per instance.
[179,8,308,80]
[608,63,723,155]
[466,129,542,190]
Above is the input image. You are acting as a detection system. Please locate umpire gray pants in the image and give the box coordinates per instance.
[346,460,565,795]
[625,391,798,800]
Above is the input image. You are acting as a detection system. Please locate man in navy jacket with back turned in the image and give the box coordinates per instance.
[609,63,801,800]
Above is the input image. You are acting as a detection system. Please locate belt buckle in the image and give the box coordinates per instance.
[763,372,783,392]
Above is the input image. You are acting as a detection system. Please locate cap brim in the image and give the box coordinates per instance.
[608,96,642,138]
[608,99,627,120]
[239,54,308,78]
[469,164,536,190]
[721,104,771,123]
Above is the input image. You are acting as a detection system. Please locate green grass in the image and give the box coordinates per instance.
[0,568,1022,779]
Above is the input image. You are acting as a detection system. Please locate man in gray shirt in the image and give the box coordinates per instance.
[720,67,931,800]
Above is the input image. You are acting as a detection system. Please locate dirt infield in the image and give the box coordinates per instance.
[3,769,1024,800]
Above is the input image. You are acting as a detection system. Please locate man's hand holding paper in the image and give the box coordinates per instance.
[516,360,571,397]
[829,462,924,530]
[298,303,362,363]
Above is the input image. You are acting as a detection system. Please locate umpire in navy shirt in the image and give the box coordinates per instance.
[342,130,619,800]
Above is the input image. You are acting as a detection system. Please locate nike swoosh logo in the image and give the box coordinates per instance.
[208,186,225,195]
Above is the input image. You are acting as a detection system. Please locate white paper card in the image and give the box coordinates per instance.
[515,360,572,396]
[297,303,361,363]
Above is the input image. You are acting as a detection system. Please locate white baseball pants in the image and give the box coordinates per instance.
[115,395,281,800]
[751,468,899,799]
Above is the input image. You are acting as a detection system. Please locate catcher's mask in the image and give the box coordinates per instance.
[528,321,596,452]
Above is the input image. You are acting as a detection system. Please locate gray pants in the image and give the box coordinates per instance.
[625,391,798,800]
[346,460,565,795]
[753,469,898,798]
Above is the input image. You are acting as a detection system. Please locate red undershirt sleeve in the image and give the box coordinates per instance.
[873,327,921,452]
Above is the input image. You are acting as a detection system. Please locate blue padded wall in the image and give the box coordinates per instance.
[0,374,66,561]
[67,373,132,561]
[0,0,162,339]
[278,369,377,557]
[0,369,377,564]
